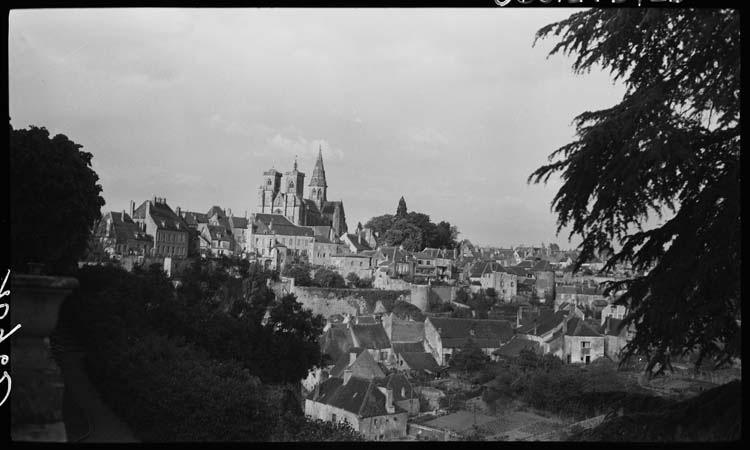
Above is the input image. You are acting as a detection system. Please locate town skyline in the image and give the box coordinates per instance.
[9,8,627,248]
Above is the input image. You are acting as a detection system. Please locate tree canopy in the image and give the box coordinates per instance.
[10,122,105,274]
[530,9,740,372]
[364,198,459,251]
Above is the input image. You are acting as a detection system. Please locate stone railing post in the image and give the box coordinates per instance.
[10,274,79,442]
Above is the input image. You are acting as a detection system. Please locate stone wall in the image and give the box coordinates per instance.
[290,286,410,319]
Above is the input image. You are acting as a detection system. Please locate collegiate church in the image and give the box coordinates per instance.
[256,147,348,238]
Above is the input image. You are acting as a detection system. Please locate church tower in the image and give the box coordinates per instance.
[257,168,281,214]
[308,145,328,209]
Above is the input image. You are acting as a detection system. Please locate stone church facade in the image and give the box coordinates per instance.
[256,147,348,238]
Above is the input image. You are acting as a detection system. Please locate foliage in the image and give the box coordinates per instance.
[530,9,740,372]
[313,268,346,288]
[270,413,364,442]
[354,277,373,289]
[259,293,325,383]
[396,196,408,218]
[86,333,273,441]
[575,380,741,441]
[10,123,105,275]
[467,290,497,319]
[365,201,459,250]
[450,338,488,372]
[384,218,423,251]
[345,272,360,284]
[283,262,313,286]
[364,214,395,245]
[58,263,345,440]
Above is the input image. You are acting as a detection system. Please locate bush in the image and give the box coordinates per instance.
[86,333,273,441]
[314,269,346,288]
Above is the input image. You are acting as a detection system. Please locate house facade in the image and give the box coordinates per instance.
[131,197,189,259]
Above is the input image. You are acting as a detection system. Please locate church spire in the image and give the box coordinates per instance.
[308,144,328,208]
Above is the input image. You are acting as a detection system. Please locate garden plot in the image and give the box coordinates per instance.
[423,410,497,433]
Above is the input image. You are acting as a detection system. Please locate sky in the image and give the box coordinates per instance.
[8,8,626,249]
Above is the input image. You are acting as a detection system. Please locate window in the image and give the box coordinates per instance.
[332,414,337,422]
[581,341,590,349]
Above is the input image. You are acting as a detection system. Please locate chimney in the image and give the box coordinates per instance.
[130,200,135,217]
[378,386,395,414]
[122,210,127,220]
[343,369,353,385]
[176,206,181,217]
[146,199,151,217]
[228,208,232,217]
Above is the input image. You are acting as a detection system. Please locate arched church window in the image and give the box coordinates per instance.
[267,179,272,185]
[289,181,295,189]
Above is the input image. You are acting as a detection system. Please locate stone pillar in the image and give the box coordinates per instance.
[10,274,79,442]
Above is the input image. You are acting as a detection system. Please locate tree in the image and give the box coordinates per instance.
[450,338,487,373]
[396,196,408,218]
[383,218,423,251]
[10,123,105,274]
[530,10,740,373]
[468,290,496,320]
[364,214,395,246]
[259,293,325,383]
[345,272,360,287]
[430,220,459,249]
[313,268,346,288]
[282,263,313,286]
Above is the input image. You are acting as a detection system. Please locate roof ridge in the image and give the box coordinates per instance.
[357,378,376,417]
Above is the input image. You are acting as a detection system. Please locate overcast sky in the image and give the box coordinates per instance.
[9,8,626,248]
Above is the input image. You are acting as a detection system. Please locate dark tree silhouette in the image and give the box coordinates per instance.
[10,122,105,274]
[396,196,408,217]
[530,9,740,373]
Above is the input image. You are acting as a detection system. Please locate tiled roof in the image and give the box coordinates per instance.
[351,324,391,350]
[330,349,386,380]
[229,216,249,229]
[532,260,554,272]
[133,200,187,232]
[355,315,378,325]
[566,317,603,337]
[504,266,528,277]
[320,324,355,363]
[320,201,342,215]
[181,211,208,226]
[399,352,440,373]
[517,310,568,336]
[208,225,231,240]
[252,214,314,237]
[492,336,541,358]
[390,320,425,343]
[379,373,416,402]
[557,286,578,295]
[253,213,296,227]
[344,234,372,252]
[313,235,334,244]
[96,211,152,244]
[392,342,425,354]
[428,318,514,345]
[311,376,404,417]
